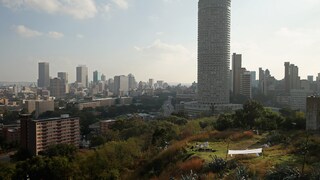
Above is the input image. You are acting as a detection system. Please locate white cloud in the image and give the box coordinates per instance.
[135,39,190,55]
[112,0,128,10]
[48,31,64,39]
[275,27,320,46]
[1,0,98,19]
[13,25,65,39]
[156,32,164,36]
[76,34,84,39]
[103,4,111,12]
[14,25,43,38]
[134,40,196,82]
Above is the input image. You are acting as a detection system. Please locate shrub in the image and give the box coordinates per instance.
[235,166,250,180]
[181,170,199,180]
[227,159,239,170]
[265,165,301,180]
[208,155,227,176]
[266,131,287,146]
[310,169,320,180]
[214,114,233,131]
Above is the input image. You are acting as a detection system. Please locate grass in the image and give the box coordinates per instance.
[146,130,320,179]
[184,130,304,178]
[187,131,264,162]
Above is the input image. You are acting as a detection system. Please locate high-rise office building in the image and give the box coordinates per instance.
[240,71,252,99]
[38,62,50,88]
[307,75,314,82]
[76,65,88,88]
[50,78,66,99]
[259,68,267,95]
[250,71,257,88]
[284,62,290,93]
[93,71,101,83]
[290,64,300,90]
[58,72,69,93]
[285,62,300,93]
[101,74,106,82]
[148,79,154,89]
[232,53,242,95]
[58,72,68,84]
[198,0,230,104]
[229,70,233,92]
[128,73,137,90]
[114,75,129,96]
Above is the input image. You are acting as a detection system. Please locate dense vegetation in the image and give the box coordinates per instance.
[1,100,320,179]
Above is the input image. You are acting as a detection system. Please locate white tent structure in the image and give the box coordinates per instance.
[228,148,263,157]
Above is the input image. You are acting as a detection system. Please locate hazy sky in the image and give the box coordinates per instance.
[0,0,320,83]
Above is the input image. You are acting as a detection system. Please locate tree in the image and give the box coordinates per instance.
[151,122,179,148]
[79,111,98,135]
[255,109,282,130]
[39,144,77,158]
[235,100,264,129]
[14,156,74,180]
[214,114,233,131]
[0,163,14,179]
[90,135,106,147]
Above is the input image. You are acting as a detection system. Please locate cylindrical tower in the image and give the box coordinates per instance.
[198,0,231,104]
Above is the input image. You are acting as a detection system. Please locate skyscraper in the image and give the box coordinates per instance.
[307,75,314,82]
[58,72,69,93]
[232,53,242,96]
[58,72,68,84]
[50,77,66,99]
[148,79,154,89]
[38,62,50,88]
[284,62,301,92]
[101,74,106,82]
[240,71,252,99]
[198,0,231,104]
[128,73,137,90]
[114,75,129,96]
[250,71,257,88]
[93,71,101,83]
[76,65,88,88]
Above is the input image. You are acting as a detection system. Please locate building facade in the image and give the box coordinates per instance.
[198,0,231,104]
[285,62,301,93]
[93,71,101,83]
[240,71,252,99]
[306,96,320,131]
[58,72,69,93]
[24,100,55,118]
[50,78,66,99]
[76,65,88,88]
[114,75,129,96]
[38,62,50,88]
[20,114,80,155]
[232,53,242,95]
[128,73,137,90]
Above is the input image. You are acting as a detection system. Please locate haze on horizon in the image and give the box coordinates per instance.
[0,0,320,83]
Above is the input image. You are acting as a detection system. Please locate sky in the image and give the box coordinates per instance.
[0,0,320,83]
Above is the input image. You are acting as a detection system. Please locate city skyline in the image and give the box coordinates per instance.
[1,0,320,83]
